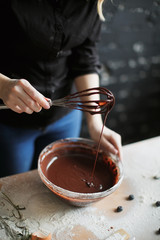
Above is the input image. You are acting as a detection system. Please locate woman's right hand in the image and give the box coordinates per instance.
[0,74,50,114]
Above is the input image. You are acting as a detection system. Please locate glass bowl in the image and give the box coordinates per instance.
[38,138,123,207]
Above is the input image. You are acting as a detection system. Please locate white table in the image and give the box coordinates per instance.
[0,136,160,240]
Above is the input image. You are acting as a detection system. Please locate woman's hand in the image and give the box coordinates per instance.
[88,121,123,161]
[0,74,50,114]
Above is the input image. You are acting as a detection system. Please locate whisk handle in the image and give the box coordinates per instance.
[0,104,9,110]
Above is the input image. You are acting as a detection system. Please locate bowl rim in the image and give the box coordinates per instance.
[38,137,124,200]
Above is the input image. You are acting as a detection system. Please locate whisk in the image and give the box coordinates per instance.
[0,87,115,114]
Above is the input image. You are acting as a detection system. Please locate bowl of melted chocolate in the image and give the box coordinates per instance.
[38,138,123,207]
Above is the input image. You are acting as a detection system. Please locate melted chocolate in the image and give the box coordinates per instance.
[42,144,118,194]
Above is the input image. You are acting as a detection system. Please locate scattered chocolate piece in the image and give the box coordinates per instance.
[116,206,123,212]
[153,176,160,180]
[128,194,135,200]
[156,228,160,235]
[155,201,160,207]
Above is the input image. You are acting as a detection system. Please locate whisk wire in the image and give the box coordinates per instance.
[48,87,115,114]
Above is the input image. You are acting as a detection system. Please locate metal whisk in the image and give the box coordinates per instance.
[0,87,115,114]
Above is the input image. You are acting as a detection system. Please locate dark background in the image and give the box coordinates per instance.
[80,0,160,145]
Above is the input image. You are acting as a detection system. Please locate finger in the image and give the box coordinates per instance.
[106,133,123,161]
[14,105,32,114]
[4,94,33,114]
[35,102,42,112]
[18,79,50,109]
[100,127,123,160]
[16,89,42,112]
[11,98,33,114]
[101,135,119,155]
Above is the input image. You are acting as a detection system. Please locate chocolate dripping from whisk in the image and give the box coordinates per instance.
[78,87,115,188]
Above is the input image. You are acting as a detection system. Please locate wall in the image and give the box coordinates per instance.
[81,0,160,145]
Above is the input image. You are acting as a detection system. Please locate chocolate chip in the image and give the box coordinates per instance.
[116,206,123,212]
[153,176,160,180]
[155,201,160,207]
[128,194,135,200]
[156,228,160,235]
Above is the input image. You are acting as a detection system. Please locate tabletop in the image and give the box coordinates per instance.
[0,136,160,240]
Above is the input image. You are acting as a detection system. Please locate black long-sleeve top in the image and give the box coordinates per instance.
[0,0,102,129]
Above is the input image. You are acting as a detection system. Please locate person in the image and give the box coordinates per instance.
[0,0,122,178]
